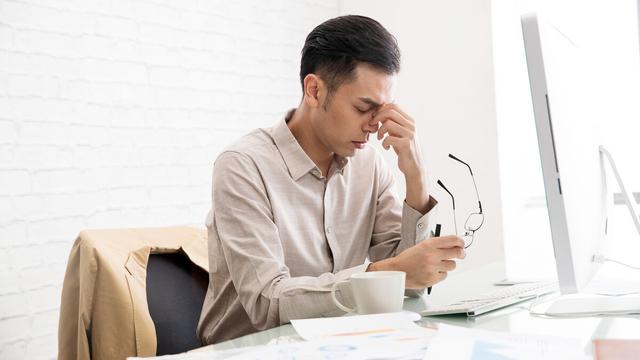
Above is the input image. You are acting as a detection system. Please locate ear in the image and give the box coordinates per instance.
[302,74,324,108]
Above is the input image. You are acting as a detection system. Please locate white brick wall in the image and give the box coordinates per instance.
[0,0,338,358]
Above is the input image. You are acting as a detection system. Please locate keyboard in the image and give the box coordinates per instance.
[420,281,558,317]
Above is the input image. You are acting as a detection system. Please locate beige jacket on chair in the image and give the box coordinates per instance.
[58,226,208,360]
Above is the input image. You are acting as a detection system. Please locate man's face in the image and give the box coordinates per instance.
[310,64,395,158]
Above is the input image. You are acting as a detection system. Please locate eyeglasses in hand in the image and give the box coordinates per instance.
[437,154,484,249]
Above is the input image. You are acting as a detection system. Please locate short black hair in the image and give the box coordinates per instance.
[300,15,400,98]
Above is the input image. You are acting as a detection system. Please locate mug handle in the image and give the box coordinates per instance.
[331,280,356,313]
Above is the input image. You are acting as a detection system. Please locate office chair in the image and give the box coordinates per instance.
[59,226,208,359]
[146,251,209,355]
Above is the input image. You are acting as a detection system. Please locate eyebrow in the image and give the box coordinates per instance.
[357,97,383,108]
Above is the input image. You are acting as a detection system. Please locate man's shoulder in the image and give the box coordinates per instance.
[217,127,278,163]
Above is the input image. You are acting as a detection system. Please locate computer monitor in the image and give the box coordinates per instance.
[521,13,640,316]
[521,13,608,295]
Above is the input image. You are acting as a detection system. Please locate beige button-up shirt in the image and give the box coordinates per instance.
[197,110,435,345]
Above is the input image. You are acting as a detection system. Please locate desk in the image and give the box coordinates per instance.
[189,262,640,356]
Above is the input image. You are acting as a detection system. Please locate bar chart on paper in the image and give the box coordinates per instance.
[472,341,519,360]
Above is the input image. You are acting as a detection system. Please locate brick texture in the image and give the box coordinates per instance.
[0,0,338,358]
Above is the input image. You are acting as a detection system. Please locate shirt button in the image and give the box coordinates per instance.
[326,226,332,234]
[417,223,424,229]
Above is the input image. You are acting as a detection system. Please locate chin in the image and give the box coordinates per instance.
[341,148,357,158]
[334,143,359,158]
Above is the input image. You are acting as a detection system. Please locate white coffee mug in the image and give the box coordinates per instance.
[331,271,406,314]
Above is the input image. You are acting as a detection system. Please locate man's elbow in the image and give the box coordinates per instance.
[244,295,281,331]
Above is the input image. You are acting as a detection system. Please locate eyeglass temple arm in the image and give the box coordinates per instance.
[437,179,458,233]
[448,154,483,214]
[437,179,455,209]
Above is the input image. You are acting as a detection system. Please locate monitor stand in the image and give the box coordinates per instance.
[546,296,640,316]
[544,146,640,317]
[599,146,640,236]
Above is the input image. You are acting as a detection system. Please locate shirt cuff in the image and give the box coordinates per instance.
[401,195,437,245]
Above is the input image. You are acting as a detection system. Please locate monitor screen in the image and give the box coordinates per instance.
[521,14,610,294]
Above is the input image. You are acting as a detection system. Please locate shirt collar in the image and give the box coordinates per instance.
[271,109,317,181]
[271,109,349,181]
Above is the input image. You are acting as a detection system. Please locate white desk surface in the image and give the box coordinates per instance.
[190,261,640,355]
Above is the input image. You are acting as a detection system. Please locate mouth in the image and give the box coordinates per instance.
[352,141,367,149]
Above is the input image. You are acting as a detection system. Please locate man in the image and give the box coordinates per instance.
[197,15,466,345]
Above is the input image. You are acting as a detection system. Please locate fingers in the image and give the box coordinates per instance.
[440,260,457,272]
[381,103,413,122]
[381,135,407,152]
[372,105,415,130]
[429,262,455,286]
[438,271,448,282]
[401,234,466,288]
[370,105,415,144]
[377,119,413,141]
[431,235,466,249]
[438,246,466,260]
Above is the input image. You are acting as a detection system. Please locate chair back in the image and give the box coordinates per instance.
[146,251,209,355]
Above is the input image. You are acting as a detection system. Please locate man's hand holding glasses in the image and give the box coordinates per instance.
[427,154,484,294]
[368,154,482,290]
[368,235,466,289]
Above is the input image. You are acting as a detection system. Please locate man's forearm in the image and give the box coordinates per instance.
[404,170,434,214]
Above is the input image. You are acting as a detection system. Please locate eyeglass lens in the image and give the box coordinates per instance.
[462,232,474,248]
[464,213,484,231]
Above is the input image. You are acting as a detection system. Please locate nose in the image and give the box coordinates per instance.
[364,119,379,134]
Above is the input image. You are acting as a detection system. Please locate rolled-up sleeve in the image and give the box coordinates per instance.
[213,152,366,330]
